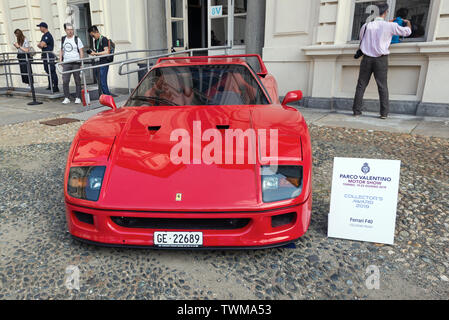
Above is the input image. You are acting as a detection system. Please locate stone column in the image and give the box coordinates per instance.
[245,0,266,55]
[147,0,168,54]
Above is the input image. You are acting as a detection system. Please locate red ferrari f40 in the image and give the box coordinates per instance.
[64,54,312,249]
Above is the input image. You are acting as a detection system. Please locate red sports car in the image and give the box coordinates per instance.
[64,54,312,249]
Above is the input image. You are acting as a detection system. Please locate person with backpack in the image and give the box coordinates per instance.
[87,25,114,96]
[59,23,84,104]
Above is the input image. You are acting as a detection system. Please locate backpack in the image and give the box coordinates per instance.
[106,39,115,63]
[61,35,80,61]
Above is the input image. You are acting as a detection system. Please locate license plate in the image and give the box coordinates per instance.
[154,232,203,248]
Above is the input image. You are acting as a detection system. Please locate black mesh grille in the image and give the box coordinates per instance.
[74,211,94,225]
[111,217,250,230]
[271,212,296,228]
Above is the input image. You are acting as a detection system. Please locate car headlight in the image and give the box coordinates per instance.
[261,166,303,203]
[68,166,106,201]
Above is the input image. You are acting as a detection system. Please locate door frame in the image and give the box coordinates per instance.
[207,0,246,55]
[67,0,95,84]
[207,0,232,54]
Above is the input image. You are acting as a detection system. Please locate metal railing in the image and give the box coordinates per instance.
[0,51,61,105]
[117,46,232,76]
[0,46,233,105]
[0,53,14,89]
[0,51,58,87]
[55,49,168,95]
[55,46,231,101]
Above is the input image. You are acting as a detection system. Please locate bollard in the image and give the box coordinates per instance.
[2,53,10,89]
[47,53,53,92]
[126,52,131,95]
[81,60,90,107]
[26,54,42,106]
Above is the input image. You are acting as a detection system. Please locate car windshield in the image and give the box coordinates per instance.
[126,64,270,107]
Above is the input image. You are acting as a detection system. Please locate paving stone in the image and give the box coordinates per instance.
[0,108,447,300]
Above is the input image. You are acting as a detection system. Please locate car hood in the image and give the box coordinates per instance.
[77,105,306,211]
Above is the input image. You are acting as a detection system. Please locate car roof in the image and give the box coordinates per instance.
[157,57,248,67]
[155,54,269,77]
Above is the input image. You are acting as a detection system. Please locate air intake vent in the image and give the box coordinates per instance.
[271,212,296,228]
[111,217,250,230]
[148,126,161,132]
[74,211,94,225]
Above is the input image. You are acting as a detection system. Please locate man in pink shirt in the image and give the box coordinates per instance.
[353,3,412,119]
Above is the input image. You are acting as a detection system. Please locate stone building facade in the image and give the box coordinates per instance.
[264,0,449,116]
[0,0,448,116]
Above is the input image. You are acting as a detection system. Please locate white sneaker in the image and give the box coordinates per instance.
[75,98,82,104]
[62,98,71,105]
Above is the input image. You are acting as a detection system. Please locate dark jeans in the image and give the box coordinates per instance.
[94,62,111,96]
[353,55,389,116]
[17,53,33,85]
[62,63,82,99]
[42,52,58,89]
[100,66,111,95]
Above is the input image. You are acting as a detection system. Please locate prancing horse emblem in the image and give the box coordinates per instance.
[176,193,182,201]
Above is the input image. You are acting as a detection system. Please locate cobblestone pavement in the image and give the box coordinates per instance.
[0,118,448,300]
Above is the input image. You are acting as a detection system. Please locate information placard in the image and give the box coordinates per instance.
[328,158,401,245]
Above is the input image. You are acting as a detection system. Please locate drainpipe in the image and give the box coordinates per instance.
[245,0,266,56]
[147,0,168,55]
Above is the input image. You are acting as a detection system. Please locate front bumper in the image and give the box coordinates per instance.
[65,196,312,248]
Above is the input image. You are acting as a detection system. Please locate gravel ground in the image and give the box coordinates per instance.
[0,119,448,300]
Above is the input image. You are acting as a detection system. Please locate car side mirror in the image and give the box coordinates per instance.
[99,94,117,111]
[282,90,303,105]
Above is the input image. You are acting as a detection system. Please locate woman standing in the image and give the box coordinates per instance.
[13,29,33,86]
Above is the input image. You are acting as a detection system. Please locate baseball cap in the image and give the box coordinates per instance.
[36,22,48,28]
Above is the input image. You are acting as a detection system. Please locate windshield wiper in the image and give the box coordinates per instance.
[130,96,179,106]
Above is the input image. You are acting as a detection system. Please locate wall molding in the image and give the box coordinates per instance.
[298,97,449,117]
[272,0,311,36]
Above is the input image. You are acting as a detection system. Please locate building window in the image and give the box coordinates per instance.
[351,0,432,42]
[210,0,229,46]
[233,0,247,46]
[170,0,186,48]
[209,0,247,47]
[172,21,185,48]
[171,0,184,18]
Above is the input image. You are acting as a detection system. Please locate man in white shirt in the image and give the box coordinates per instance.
[59,23,84,104]
[353,3,412,119]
